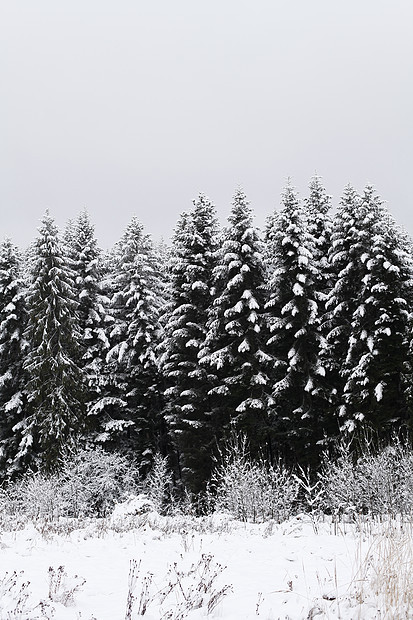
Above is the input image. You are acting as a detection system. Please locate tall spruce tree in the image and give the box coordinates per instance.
[265,184,324,462]
[330,186,412,433]
[161,194,218,492]
[199,188,271,459]
[0,239,28,479]
[65,211,111,417]
[302,176,334,445]
[321,185,365,435]
[95,217,164,472]
[17,212,86,471]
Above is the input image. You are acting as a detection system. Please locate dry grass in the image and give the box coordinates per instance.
[355,520,413,619]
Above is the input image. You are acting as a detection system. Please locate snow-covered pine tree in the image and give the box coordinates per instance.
[265,183,324,463]
[199,188,271,460]
[18,212,86,471]
[302,175,334,448]
[65,211,111,418]
[320,185,365,436]
[401,231,413,416]
[0,239,28,479]
[161,194,218,492]
[334,186,412,433]
[86,241,131,447]
[95,217,164,473]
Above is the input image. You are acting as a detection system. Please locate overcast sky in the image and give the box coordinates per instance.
[1,1,413,248]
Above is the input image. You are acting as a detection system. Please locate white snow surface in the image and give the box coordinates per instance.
[375,381,384,402]
[0,509,405,619]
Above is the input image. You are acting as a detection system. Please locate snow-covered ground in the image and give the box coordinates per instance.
[0,509,410,619]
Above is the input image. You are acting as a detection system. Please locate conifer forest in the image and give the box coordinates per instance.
[1,176,412,494]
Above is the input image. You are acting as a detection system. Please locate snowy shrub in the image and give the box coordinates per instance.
[355,445,405,516]
[0,471,68,523]
[140,452,172,514]
[211,438,299,523]
[317,441,362,516]
[58,446,139,517]
[319,438,413,518]
[0,447,139,522]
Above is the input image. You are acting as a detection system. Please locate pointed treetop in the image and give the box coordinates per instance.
[281,181,300,210]
[228,187,252,227]
[305,175,332,216]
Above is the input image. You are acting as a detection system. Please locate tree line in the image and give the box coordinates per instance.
[1,176,412,492]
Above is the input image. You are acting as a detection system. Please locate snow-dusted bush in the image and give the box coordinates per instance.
[59,446,138,517]
[140,452,172,514]
[0,471,66,523]
[0,447,139,522]
[355,444,413,516]
[211,438,299,523]
[319,438,413,517]
[317,441,362,517]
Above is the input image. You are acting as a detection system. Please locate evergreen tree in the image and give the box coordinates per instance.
[95,217,164,472]
[199,188,271,460]
[66,211,111,415]
[321,185,365,434]
[265,184,323,462]
[161,194,218,492]
[16,212,85,471]
[0,239,28,478]
[331,187,412,433]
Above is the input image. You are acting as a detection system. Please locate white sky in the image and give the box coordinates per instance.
[1,1,413,248]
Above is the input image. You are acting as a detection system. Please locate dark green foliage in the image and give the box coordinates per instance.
[265,184,324,462]
[336,188,412,433]
[19,212,86,471]
[94,217,164,473]
[0,239,28,479]
[162,195,218,492]
[65,211,111,416]
[321,185,367,433]
[199,189,271,460]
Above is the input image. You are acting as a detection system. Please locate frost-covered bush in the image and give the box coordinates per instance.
[0,471,66,522]
[0,447,139,521]
[319,438,413,517]
[211,439,299,523]
[140,453,173,514]
[59,446,138,517]
[317,441,362,516]
[355,445,411,516]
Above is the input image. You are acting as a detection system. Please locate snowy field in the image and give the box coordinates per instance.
[0,506,411,619]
